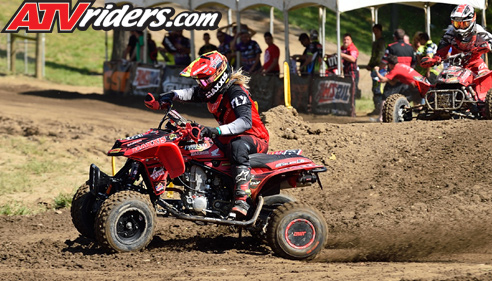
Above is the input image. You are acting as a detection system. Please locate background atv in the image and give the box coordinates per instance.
[383,50,492,122]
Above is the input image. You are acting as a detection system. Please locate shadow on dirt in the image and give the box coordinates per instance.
[63,236,107,256]
[148,235,272,256]
[20,89,214,119]
[63,234,271,257]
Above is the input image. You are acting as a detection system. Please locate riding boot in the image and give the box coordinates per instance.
[229,165,251,218]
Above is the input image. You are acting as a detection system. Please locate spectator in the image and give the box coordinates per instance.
[340,33,360,98]
[232,31,262,74]
[262,32,280,75]
[404,34,410,45]
[161,30,191,66]
[366,24,386,115]
[291,33,322,76]
[218,22,256,38]
[132,31,157,64]
[123,30,138,61]
[380,29,416,109]
[417,32,439,83]
[375,54,424,116]
[198,33,217,56]
[216,30,233,61]
[382,29,415,67]
[411,32,423,53]
[412,31,424,72]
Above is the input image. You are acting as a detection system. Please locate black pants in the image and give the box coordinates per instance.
[227,135,268,167]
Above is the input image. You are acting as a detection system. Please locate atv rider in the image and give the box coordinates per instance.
[145,51,269,219]
[422,4,492,76]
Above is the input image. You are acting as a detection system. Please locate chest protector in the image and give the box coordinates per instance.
[207,85,269,142]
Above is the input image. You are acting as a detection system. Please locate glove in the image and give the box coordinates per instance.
[144,93,161,110]
[200,126,220,139]
[420,56,441,68]
[159,91,176,106]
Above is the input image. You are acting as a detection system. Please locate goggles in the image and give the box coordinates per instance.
[452,20,471,30]
[195,77,214,89]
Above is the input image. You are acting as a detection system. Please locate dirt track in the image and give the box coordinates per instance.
[2,76,492,280]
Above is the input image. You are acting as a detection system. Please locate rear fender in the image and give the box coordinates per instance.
[251,164,325,199]
[130,142,185,179]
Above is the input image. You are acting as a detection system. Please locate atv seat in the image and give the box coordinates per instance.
[249,153,307,169]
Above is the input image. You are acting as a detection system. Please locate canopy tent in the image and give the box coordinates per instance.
[337,0,486,12]
[106,0,487,74]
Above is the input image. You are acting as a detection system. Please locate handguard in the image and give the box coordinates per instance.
[420,56,441,68]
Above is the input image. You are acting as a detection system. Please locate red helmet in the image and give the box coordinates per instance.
[180,51,231,100]
[450,4,476,38]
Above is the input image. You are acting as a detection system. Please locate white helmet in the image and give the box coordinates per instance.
[450,4,476,38]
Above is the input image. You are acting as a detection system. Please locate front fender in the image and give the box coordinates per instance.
[130,142,185,178]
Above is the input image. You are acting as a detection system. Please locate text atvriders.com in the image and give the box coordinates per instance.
[3,2,222,33]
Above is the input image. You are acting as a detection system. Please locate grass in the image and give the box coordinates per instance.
[0,202,32,216]
[53,192,72,209]
[0,136,67,196]
[355,96,375,114]
[0,193,72,215]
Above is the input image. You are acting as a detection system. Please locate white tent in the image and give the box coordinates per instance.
[107,0,488,73]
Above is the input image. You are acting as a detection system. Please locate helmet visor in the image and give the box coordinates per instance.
[452,20,471,30]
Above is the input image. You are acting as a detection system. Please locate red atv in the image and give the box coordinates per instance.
[383,49,492,122]
[70,106,328,260]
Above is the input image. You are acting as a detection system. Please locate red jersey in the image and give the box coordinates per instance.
[385,63,423,86]
[341,42,359,76]
[263,44,280,72]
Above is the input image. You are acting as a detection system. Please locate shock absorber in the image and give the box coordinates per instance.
[128,161,140,183]
[467,86,478,101]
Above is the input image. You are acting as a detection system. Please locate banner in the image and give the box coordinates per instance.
[103,61,355,117]
[132,66,163,96]
[103,61,134,95]
[161,66,195,92]
[311,76,355,116]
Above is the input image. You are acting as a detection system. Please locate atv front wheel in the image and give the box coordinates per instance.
[71,184,98,239]
[94,190,156,252]
[266,202,328,260]
[484,90,492,120]
[382,94,412,123]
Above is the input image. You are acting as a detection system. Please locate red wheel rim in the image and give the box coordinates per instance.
[284,218,316,249]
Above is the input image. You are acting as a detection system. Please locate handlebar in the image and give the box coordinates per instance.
[442,52,470,67]
[156,104,204,143]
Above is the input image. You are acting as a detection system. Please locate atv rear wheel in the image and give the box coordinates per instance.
[266,202,328,260]
[71,184,97,239]
[94,190,156,253]
[382,94,412,123]
[484,90,492,120]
